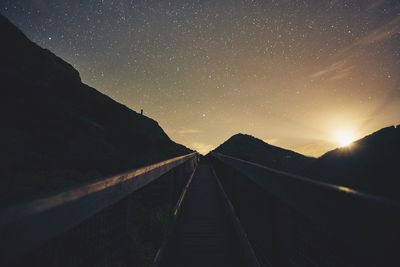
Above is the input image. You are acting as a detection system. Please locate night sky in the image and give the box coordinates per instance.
[2,0,399,155]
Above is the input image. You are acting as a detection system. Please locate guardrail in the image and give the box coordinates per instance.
[210,152,400,267]
[0,152,198,266]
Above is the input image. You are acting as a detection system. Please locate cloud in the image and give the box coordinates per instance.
[176,128,201,134]
[366,0,386,11]
[336,16,400,56]
[293,142,334,157]
[189,142,215,155]
[310,60,355,80]
[355,17,400,46]
[169,128,201,135]
[310,16,399,81]
[328,65,356,80]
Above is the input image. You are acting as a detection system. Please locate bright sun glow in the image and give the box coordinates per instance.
[336,131,355,147]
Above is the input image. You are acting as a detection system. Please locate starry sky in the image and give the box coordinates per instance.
[2,0,399,156]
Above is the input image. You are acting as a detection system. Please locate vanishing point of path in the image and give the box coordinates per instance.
[160,160,246,267]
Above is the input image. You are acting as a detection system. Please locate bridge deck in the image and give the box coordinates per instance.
[160,161,246,267]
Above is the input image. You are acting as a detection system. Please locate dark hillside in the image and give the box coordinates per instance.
[305,125,400,200]
[0,15,190,204]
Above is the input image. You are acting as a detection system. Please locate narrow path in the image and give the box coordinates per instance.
[160,160,246,267]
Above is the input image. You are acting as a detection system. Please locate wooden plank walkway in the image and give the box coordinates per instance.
[160,161,246,267]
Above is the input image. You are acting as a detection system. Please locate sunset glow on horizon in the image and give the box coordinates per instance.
[336,130,355,148]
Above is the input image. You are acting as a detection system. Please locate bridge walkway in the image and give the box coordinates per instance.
[160,160,246,267]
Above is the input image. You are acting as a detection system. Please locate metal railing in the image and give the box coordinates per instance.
[0,152,198,266]
[210,152,400,267]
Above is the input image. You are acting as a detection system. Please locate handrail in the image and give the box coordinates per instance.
[212,152,400,207]
[0,152,198,266]
[211,152,400,250]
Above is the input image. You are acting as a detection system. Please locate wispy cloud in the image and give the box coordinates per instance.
[310,16,399,81]
[336,16,400,56]
[189,142,215,155]
[292,142,334,157]
[310,60,355,80]
[355,16,400,45]
[366,0,386,11]
[328,65,356,80]
[169,128,201,135]
[176,128,201,134]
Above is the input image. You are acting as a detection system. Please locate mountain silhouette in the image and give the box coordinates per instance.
[305,125,400,200]
[214,127,399,200]
[0,15,190,204]
[213,133,315,173]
